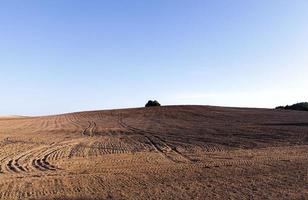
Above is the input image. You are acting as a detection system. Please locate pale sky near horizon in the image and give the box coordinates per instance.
[0,0,308,116]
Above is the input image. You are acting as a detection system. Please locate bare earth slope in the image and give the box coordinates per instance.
[0,106,307,200]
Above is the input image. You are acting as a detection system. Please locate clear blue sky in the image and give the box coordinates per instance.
[1,0,307,115]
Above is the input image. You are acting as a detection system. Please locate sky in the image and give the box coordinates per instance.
[0,0,308,116]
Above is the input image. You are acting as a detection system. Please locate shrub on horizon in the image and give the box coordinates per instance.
[145,100,161,107]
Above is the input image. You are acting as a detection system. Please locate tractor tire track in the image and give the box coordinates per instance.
[118,114,192,163]
[81,121,96,136]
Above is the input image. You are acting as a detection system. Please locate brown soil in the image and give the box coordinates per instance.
[0,105,307,200]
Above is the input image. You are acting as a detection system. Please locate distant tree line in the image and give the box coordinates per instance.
[276,102,308,111]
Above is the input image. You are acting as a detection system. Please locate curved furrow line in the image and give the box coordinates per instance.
[98,112,106,120]
[36,149,59,170]
[50,149,64,161]
[5,158,27,174]
[64,114,84,132]
[81,121,92,136]
[2,146,47,174]
[68,143,84,158]
[52,116,60,130]
[6,160,20,173]
[53,114,67,130]
[80,121,97,136]
[152,135,194,163]
[41,155,56,169]
[32,119,48,132]
[24,147,55,172]
[0,154,16,174]
[89,121,97,136]
[201,157,270,169]
[118,113,193,163]
[47,144,72,161]
[31,159,47,171]
[30,142,77,171]
[54,147,70,160]
[67,139,133,158]
[31,158,55,171]
[2,143,72,174]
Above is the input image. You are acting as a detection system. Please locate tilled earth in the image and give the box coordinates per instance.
[0,106,307,200]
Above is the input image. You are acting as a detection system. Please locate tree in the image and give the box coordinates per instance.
[145,100,161,107]
[275,102,308,111]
